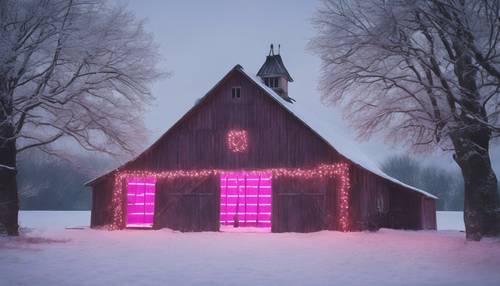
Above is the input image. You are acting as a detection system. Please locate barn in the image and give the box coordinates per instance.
[86,47,437,233]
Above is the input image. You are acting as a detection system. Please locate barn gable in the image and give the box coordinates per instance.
[87,65,335,183]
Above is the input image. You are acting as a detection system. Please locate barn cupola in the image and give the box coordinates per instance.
[257,44,295,103]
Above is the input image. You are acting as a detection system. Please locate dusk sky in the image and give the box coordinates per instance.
[117,0,500,174]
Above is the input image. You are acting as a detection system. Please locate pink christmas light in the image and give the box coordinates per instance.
[227,129,248,153]
[110,163,351,232]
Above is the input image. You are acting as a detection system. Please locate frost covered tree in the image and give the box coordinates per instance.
[311,0,500,240]
[0,0,161,235]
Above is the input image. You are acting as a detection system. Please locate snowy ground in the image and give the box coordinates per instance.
[436,211,465,231]
[1,211,499,286]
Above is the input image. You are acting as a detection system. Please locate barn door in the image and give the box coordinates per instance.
[273,177,328,232]
[154,176,218,232]
[126,176,156,228]
[219,172,272,229]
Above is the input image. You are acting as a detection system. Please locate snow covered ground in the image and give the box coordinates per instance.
[1,211,499,286]
[436,211,465,231]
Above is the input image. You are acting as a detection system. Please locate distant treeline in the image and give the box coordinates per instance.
[381,155,464,211]
[17,150,113,210]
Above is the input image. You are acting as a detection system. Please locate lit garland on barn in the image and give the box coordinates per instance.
[226,129,248,152]
[110,163,351,231]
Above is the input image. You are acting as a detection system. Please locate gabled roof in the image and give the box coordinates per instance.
[85,65,437,200]
[256,54,294,82]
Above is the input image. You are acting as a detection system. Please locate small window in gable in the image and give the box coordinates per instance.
[231,87,241,99]
[264,77,279,88]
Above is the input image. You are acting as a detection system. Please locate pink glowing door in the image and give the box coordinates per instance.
[126,176,156,228]
[219,172,272,228]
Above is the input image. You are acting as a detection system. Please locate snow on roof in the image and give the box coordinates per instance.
[239,67,437,199]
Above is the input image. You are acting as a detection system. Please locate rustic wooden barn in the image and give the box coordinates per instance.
[86,47,437,232]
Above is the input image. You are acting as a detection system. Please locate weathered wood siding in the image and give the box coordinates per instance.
[90,177,114,227]
[272,177,338,232]
[348,164,436,231]
[89,68,436,231]
[421,198,437,229]
[350,166,390,230]
[128,72,341,171]
[154,176,218,231]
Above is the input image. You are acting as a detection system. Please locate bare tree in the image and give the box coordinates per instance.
[0,0,162,235]
[311,0,500,240]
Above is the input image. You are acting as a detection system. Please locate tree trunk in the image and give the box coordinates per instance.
[448,25,500,240]
[0,73,19,235]
[0,123,18,236]
[451,128,500,241]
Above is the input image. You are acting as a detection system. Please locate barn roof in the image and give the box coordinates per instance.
[256,54,294,82]
[85,65,437,200]
[239,67,437,199]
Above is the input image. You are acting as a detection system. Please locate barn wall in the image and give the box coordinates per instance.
[421,198,437,229]
[349,166,391,230]
[349,165,436,231]
[90,177,114,227]
[386,185,423,230]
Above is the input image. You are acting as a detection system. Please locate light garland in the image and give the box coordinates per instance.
[110,163,351,232]
[226,129,248,153]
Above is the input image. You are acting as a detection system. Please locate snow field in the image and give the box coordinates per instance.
[0,211,498,286]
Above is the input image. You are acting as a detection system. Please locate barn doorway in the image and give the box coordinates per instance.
[219,171,272,231]
[126,176,156,228]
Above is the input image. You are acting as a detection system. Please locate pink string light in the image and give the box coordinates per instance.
[110,163,351,232]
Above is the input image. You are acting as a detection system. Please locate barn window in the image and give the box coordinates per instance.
[126,176,156,228]
[231,87,241,99]
[264,77,279,88]
[219,172,272,230]
[226,129,248,153]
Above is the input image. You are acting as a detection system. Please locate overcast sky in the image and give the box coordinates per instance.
[117,0,500,174]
